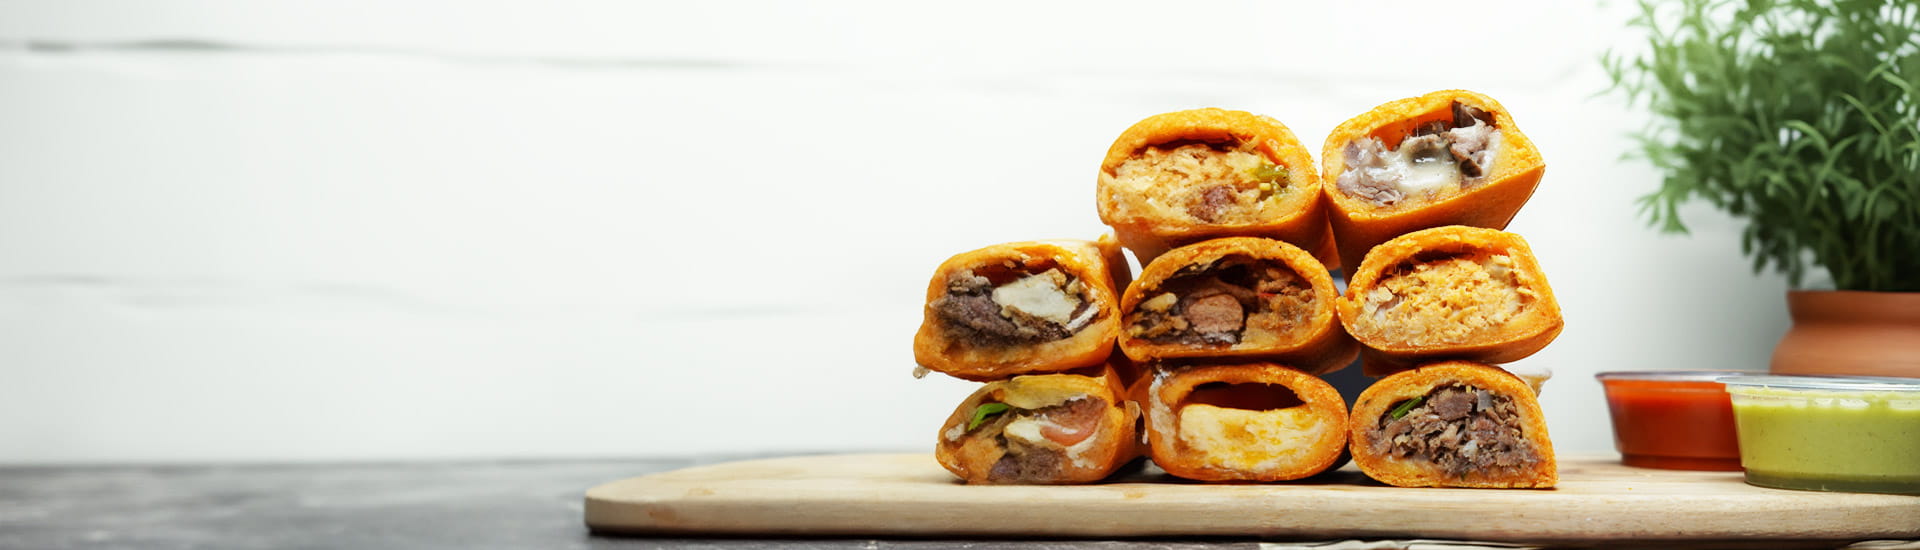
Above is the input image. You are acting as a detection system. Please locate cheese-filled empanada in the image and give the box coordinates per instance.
[1322,90,1546,274]
[1139,363,1348,482]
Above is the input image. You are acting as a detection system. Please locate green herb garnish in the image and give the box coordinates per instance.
[967,402,1012,431]
[1249,163,1291,201]
[1388,397,1426,420]
[1603,0,1920,291]
[1249,163,1289,184]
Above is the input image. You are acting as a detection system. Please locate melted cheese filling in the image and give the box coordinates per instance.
[991,269,1085,327]
[1176,404,1326,472]
[1393,147,1465,196]
[1337,127,1503,208]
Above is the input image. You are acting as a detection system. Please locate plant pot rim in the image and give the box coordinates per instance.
[1788,289,1920,295]
[1787,289,1920,323]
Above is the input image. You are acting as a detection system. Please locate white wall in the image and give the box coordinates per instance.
[0,1,1789,463]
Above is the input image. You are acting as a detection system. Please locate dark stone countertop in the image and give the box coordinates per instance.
[0,457,1260,550]
[14,457,1902,549]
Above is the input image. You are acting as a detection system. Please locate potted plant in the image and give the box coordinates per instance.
[1606,0,1920,377]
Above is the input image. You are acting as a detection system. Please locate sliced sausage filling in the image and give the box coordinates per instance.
[1127,257,1315,348]
[1351,252,1532,346]
[933,261,1099,347]
[1175,382,1327,472]
[1102,141,1292,225]
[1337,102,1502,207]
[949,397,1109,483]
[1370,383,1540,479]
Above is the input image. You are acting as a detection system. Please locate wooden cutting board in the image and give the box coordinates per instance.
[584,453,1920,545]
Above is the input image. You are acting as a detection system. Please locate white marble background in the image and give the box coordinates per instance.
[0,1,1789,463]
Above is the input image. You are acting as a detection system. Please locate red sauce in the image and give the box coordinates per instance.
[1599,378,1742,471]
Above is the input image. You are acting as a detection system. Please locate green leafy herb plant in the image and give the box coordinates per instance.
[1604,0,1920,291]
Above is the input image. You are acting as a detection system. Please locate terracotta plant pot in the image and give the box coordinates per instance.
[1771,290,1920,378]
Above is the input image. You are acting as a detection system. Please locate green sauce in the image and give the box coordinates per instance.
[1729,387,1920,494]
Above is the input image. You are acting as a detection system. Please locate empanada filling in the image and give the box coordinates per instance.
[1352,252,1532,346]
[1127,257,1315,348]
[933,260,1099,347]
[1371,383,1540,478]
[1338,102,1502,207]
[1103,140,1292,225]
[947,396,1108,483]
[1175,382,1326,471]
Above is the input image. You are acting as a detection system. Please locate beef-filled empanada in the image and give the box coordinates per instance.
[1119,237,1355,374]
[1349,361,1556,488]
[914,237,1130,381]
[936,364,1141,484]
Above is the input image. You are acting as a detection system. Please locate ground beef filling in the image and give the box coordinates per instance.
[1371,384,1539,478]
[1104,142,1290,225]
[968,398,1107,483]
[1128,259,1313,347]
[1353,253,1528,346]
[1338,101,1501,207]
[933,268,1097,347]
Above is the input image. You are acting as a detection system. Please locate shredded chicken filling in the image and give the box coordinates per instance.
[933,267,1098,346]
[956,397,1108,483]
[1352,254,1530,346]
[1338,102,1502,207]
[1127,258,1314,348]
[1102,142,1291,224]
[1371,383,1539,478]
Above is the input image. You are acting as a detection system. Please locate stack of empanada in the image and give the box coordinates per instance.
[1320,91,1560,489]
[915,237,1144,485]
[913,91,1563,489]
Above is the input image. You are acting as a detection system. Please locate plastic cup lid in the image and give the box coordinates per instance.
[1595,370,1750,383]
[1716,374,1920,392]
